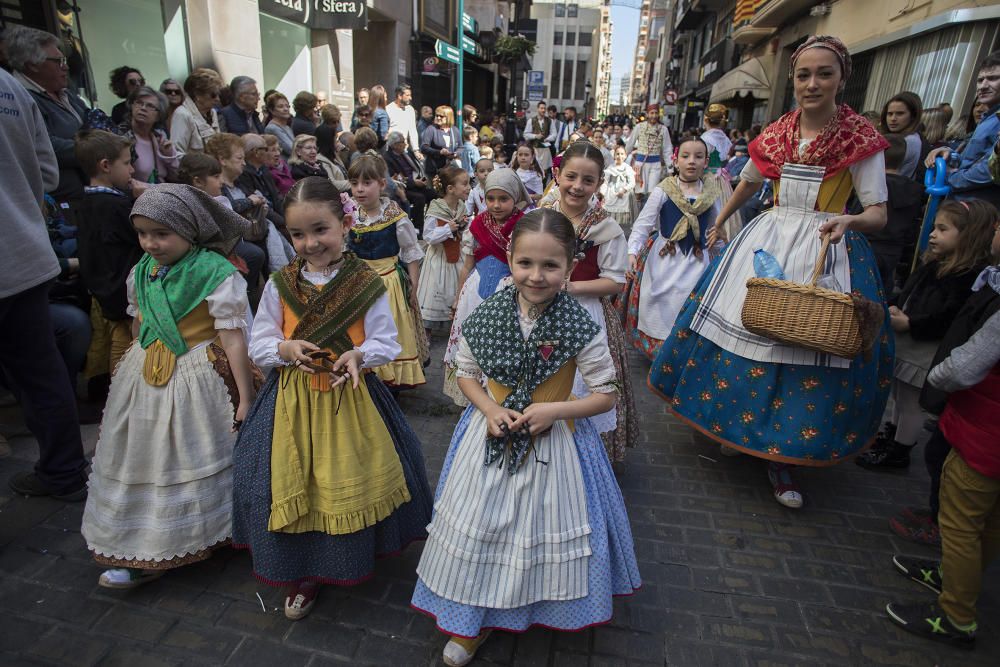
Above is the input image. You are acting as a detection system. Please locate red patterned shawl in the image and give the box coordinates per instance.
[471,208,526,264]
[748,104,889,181]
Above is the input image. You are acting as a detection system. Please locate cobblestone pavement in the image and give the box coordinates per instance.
[1,335,996,666]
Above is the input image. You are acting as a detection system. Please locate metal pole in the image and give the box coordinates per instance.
[456,0,465,139]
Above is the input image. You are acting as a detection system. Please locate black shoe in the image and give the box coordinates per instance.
[8,472,87,502]
[892,555,943,594]
[856,440,911,471]
[885,601,975,649]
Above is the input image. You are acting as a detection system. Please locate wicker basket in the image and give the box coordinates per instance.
[741,235,863,358]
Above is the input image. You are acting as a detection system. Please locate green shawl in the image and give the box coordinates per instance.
[463,285,600,473]
[272,254,386,353]
[135,248,237,356]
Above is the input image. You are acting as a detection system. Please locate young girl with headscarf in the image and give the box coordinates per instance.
[81,185,257,589]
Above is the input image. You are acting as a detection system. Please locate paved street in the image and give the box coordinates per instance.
[1,335,997,666]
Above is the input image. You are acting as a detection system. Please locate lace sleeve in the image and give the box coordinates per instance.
[454,336,484,379]
[577,332,618,394]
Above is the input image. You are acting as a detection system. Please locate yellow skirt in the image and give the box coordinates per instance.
[363,256,426,387]
[268,366,410,535]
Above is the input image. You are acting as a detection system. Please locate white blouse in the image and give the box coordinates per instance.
[126,267,250,347]
[465,185,486,217]
[423,202,464,245]
[594,235,629,284]
[354,199,425,264]
[738,146,888,208]
[455,319,618,395]
[249,268,400,371]
[516,169,544,195]
[626,186,721,256]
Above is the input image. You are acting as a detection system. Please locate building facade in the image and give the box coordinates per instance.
[595,2,614,118]
[529,1,602,112]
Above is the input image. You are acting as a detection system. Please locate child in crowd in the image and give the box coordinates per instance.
[858,200,996,471]
[81,185,255,589]
[443,170,531,405]
[233,177,432,620]
[348,153,427,386]
[478,145,494,162]
[544,141,636,463]
[411,209,641,667]
[862,133,924,291]
[418,166,470,326]
[621,137,724,360]
[886,216,1000,649]
[465,157,493,218]
[514,143,545,203]
[600,145,638,236]
[74,129,144,377]
[459,125,480,178]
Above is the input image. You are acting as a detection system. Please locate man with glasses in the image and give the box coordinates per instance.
[5,25,89,209]
[220,76,264,136]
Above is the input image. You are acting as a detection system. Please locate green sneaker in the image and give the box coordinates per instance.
[885,601,975,649]
[892,555,942,594]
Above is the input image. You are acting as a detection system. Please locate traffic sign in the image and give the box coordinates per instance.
[435,39,461,65]
[527,85,545,101]
[462,12,478,35]
[665,89,678,104]
[527,70,544,86]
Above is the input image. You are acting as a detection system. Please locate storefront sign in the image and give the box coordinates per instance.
[260,0,368,31]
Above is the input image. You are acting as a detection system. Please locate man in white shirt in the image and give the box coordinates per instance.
[522,101,556,173]
[625,103,673,204]
[553,106,579,154]
[386,84,421,159]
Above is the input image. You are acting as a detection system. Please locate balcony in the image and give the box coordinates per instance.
[698,37,735,88]
[751,0,819,28]
[732,19,772,45]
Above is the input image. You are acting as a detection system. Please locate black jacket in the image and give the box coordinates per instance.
[864,173,923,248]
[291,115,317,137]
[420,124,460,177]
[219,103,265,136]
[893,259,983,341]
[75,191,142,321]
[384,148,426,187]
[920,281,1000,414]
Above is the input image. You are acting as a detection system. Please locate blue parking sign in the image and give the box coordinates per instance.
[527,71,544,86]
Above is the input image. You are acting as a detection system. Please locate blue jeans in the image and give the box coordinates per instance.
[50,302,91,388]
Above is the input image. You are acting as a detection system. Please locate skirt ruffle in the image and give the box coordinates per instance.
[648,232,894,465]
[232,371,433,586]
[410,408,641,636]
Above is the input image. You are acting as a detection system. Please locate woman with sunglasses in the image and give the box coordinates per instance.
[170,68,224,156]
[108,65,144,126]
[159,79,185,129]
[420,105,460,179]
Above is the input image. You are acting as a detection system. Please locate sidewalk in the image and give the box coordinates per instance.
[0,338,996,666]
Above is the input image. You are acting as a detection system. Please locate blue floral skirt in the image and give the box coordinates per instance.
[410,407,641,637]
[648,232,894,465]
[232,371,433,585]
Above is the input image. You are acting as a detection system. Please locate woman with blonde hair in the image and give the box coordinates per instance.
[420,105,460,178]
[170,68,224,155]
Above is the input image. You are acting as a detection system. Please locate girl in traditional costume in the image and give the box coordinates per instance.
[411,209,641,667]
[701,104,743,243]
[464,157,493,218]
[544,141,637,463]
[442,169,532,405]
[600,145,638,236]
[81,185,255,589]
[417,166,470,326]
[648,36,894,509]
[622,138,724,360]
[515,143,545,204]
[232,177,433,620]
[347,153,427,387]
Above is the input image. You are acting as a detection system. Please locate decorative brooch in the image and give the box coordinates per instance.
[537,340,559,362]
[149,264,171,282]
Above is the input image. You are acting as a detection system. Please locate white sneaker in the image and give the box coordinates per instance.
[98,568,163,589]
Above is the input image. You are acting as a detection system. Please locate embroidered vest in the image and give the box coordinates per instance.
[349,222,399,260]
[659,198,713,254]
[571,246,601,282]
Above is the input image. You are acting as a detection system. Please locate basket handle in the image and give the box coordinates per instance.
[808,232,833,287]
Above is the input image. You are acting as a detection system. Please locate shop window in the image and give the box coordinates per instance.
[259,13,311,101]
[76,0,171,108]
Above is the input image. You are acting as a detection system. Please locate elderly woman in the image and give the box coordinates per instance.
[420,105,460,178]
[262,134,295,196]
[124,86,179,183]
[158,78,184,128]
[288,134,349,191]
[108,65,144,125]
[291,91,318,137]
[170,68,224,155]
[264,92,294,159]
[649,35,892,509]
[384,130,435,229]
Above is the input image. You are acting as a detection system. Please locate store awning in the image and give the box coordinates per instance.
[709,57,771,103]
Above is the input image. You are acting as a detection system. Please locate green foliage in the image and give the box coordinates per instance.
[494,35,537,62]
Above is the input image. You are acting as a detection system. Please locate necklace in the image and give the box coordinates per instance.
[306,255,345,276]
[518,292,555,320]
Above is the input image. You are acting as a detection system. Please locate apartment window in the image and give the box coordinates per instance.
[562,59,574,99]
[579,32,592,47]
[566,31,576,46]
[575,59,587,101]
[568,4,578,18]
[551,59,561,99]
[555,4,565,17]
[554,31,563,45]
